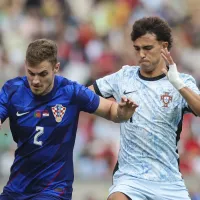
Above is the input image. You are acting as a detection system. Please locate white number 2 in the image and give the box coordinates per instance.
[34,126,44,146]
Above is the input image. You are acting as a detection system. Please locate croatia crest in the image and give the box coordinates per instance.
[51,104,66,122]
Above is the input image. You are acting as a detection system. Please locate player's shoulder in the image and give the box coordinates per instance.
[4,76,26,86]
[179,72,196,82]
[56,75,84,93]
[122,65,139,71]
[2,76,26,91]
[1,76,27,97]
[57,75,81,87]
[120,65,139,77]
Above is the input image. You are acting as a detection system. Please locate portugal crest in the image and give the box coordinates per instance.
[51,104,66,122]
[161,92,172,107]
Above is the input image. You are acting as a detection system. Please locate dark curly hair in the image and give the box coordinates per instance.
[131,16,173,50]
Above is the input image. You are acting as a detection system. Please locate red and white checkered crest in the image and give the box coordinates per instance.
[51,104,66,122]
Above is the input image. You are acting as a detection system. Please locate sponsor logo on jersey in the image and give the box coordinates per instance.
[123,90,136,95]
[16,111,29,116]
[161,92,172,107]
[51,104,66,122]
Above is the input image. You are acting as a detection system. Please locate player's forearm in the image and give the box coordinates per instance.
[94,98,119,122]
[179,87,200,116]
[95,96,136,123]
[108,102,120,123]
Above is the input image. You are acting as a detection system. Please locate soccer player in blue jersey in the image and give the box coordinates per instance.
[0,39,138,200]
[89,17,200,200]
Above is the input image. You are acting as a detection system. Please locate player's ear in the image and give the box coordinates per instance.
[54,62,60,73]
[162,42,168,49]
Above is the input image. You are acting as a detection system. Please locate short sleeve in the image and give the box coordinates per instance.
[0,82,9,122]
[74,83,100,113]
[93,68,124,99]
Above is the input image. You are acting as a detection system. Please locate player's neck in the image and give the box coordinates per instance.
[140,69,164,78]
[140,61,166,78]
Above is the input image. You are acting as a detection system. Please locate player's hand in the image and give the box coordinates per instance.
[117,96,138,122]
[161,48,185,90]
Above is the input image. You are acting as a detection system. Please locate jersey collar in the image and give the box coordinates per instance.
[138,69,166,81]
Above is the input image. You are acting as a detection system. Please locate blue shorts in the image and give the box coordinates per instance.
[109,175,191,200]
[0,193,63,200]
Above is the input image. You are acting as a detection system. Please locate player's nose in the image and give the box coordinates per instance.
[139,50,145,58]
[32,76,40,85]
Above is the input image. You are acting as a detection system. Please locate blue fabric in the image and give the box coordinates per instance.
[0,75,99,199]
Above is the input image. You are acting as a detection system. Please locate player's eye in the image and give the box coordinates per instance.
[29,71,35,76]
[144,46,153,50]
[134,47,140,51]
[39,72,48,77]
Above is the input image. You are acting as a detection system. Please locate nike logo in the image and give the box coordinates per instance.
[16,111,30,117]
[123,90,136,95]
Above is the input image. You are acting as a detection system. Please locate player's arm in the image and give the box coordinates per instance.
[75,83,137,123]
[0,83,10,129]
[94,96,138,123]
[89,85,138,122]
[178,87,200,116]
[161,48,200,116]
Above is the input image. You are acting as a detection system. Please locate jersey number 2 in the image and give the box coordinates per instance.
[34,126,44,146]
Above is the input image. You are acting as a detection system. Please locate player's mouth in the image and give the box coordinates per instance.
[32,85,42,89]
[140,60,149,63]
[31,87,43,93]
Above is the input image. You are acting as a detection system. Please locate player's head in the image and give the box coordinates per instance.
[25,39,60,96]
[131,16,173,74]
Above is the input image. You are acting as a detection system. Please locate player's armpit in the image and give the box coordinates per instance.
[88,85,94,92]
[88,84,104,97]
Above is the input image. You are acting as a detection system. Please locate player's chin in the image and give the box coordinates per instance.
[141,64,153,72]
[31,89,43,95]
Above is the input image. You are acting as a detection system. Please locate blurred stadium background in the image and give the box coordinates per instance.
[0,0,200,199]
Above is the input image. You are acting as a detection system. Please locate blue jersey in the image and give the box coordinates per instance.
[0,76,100,200]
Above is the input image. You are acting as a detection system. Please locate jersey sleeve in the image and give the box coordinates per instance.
[182,74,200,114]
[0,82,9,122]
[74,83,100,113]
[93,68,124,99]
